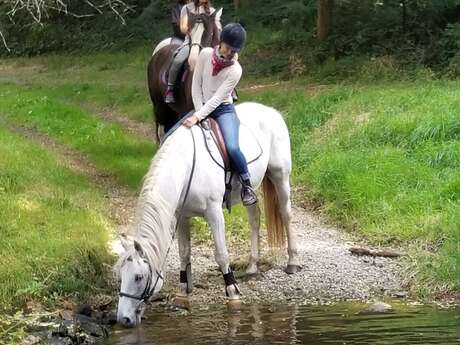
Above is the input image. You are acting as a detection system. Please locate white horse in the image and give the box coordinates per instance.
[115,102,301,327]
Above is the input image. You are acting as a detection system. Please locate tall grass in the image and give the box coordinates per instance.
[242,81,460,295]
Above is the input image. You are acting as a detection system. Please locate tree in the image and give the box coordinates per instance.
[317,0,334,41]
[0,0,134,52]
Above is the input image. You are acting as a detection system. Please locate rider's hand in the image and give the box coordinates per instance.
[183,114,199,128]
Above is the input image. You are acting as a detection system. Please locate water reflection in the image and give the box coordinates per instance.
[108,303,460,345]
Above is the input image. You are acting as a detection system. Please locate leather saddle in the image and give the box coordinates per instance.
[200,117,262,210]
[200,117,263,172]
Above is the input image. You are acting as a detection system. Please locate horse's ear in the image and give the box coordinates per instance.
[119,233,133,252]
[214,8,223,21]
[134,240,144,257]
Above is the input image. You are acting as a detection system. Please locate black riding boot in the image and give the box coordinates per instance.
[241,179,258,206]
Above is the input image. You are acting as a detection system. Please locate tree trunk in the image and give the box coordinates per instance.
[234,0,240,11]
[317,0,334,41]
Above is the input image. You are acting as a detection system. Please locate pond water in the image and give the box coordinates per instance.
[107,302,460,345]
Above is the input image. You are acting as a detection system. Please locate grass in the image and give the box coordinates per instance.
[0,127,114,309]
[0,83,155,190]
[0,47,152,123]
[1,48,459,298]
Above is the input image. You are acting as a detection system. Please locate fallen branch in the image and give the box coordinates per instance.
[349,246,403,258]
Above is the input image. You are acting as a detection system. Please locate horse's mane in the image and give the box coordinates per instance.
[115,129,186,274]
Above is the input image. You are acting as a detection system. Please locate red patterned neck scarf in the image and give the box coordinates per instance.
[211,46,235,76]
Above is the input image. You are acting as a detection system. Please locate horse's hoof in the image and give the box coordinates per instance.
[284,264,302,274]
[227,299,243,312]
[245,265,259,276]
[172,295,191,310]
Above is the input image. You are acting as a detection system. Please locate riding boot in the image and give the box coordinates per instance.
[164,84,176,104]
[241,179,258,206]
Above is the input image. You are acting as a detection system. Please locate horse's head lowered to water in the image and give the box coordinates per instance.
[115,240,164,327]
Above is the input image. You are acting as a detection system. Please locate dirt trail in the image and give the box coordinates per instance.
[8,115,406,305]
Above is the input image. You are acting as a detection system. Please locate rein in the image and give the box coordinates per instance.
[119,125,197,304]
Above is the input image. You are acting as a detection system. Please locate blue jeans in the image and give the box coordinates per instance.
[210,104,250,180]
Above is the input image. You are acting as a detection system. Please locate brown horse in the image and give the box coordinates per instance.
[147,8,222,139]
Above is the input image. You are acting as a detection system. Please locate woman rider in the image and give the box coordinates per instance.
[165,0,221,104]
[171,0,187,44]
[183,23,257,206]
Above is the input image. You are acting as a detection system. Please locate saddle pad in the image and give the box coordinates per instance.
[201,122,263,170]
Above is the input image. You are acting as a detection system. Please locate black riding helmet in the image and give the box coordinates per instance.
[220,23,246,52]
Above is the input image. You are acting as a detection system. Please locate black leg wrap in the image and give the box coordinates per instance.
[180,270,187,284]
[223,271,237,286]
[180,263,192,294]
[223,270,241,297]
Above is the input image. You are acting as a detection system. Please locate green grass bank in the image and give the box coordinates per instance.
[241,81,460,297]
[0,127,114,309]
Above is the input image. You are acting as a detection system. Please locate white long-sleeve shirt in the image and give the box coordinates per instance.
[192,47,242,120]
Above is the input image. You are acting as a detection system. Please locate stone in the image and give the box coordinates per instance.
[77,321,109,338]
[362,302,393,314]
[48,336,73,345]
[394,291,409,298]
[22,335,41,345]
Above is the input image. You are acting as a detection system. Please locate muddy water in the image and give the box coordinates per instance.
[108,302,460,345]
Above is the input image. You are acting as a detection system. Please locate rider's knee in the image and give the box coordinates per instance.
[226,144,240,157]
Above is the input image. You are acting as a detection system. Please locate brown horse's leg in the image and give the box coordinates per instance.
[152,95,180,139]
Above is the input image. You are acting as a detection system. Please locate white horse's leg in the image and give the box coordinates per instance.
[177,216,192,296]
[271,171,302,273]
[246,203,261,275]
[205,205,241,301]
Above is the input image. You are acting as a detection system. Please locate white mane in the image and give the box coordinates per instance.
[116,129,188,273]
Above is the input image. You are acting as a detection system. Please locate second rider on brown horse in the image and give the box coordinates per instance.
[165,0,222,104]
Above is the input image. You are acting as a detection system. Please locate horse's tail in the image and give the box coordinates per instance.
[262,176,286,248]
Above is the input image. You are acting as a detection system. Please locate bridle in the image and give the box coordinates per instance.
[118,259,163,304]
[119,120,197,305]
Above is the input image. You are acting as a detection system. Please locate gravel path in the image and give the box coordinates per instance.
[160,204,404,305]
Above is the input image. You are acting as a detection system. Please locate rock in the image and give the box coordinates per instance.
[88,294,113,311]
[100,312,117,325]
[393,291,409,298]
[52,320,75,338]
[362,302,393,314]
[74,304,92,317]
[58,310,73,321]
[48,336,73,345]
[22,335,41,345]
[77,320,109,338]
